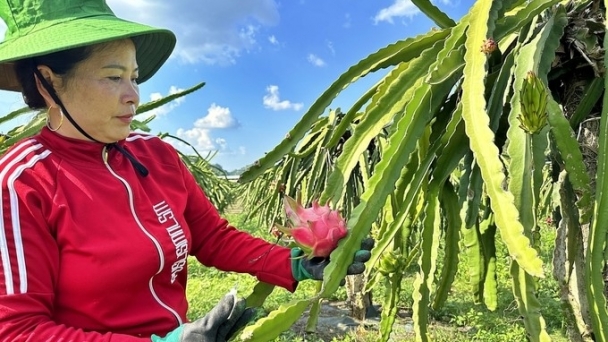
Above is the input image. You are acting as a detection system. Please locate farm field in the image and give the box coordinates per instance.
[186,212,570,342]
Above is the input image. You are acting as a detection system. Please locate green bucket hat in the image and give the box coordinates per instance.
[0,0,176,91]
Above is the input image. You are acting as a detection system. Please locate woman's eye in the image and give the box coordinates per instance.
[108,76,121,81]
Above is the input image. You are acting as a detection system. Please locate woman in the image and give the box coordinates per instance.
[0,1,372,341]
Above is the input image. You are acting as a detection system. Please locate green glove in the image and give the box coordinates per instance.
[291,237,374,282]
[151,290,256,342]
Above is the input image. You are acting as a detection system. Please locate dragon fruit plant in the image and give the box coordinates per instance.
[276,195,348,258]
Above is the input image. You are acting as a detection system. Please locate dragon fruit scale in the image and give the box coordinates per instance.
[277,195,348,258]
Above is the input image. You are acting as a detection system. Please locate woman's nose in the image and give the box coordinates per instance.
[123,81,140,107]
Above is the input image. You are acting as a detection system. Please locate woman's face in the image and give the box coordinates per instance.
[51,39,140,143]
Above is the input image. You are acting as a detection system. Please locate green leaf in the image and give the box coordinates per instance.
[584,1,608,338]
[412,183,442,342]
[245,282,275,308]
[431,104,468,183]
[321,14,469,206]
[486,49,515,132]
[460,160,485,304]
[305,282,323,333]
[412,0,456,28]
[461,0,543,277]
[320,42,444,204]
[425,14,468,84]
[370,94,464,281]
[547,99,593,225]
[568,77,603,128]
[131,118,152,132]
[432,181,461,310]
[380,272,404,341]
[0,106,33,126]
[480,215,498,311]
[239,29,450,183]
[320,64,459,297]
[1,114,45,152]
[505,9,566,340]
[239,299,310,342]
[494,0,561,41]
[325,86,377,150]
[366,153,422,276]
[136,82,205,115]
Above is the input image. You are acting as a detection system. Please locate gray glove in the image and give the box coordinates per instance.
[151,290,256,342]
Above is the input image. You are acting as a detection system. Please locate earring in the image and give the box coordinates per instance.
[46,106,64,132]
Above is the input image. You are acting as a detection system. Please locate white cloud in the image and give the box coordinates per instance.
[307,54,326,67]
[238,25,258,47]
[107,0,280,65]
[326,41,335,56]
[374,0,419,24]
[172,103,237,153]
[172,127,234,155]
[193,103,238,129]
[374,0,455,24]
[263,85,303,111]
[175,127,216,151]
[268,35,279,45]
[216,137,228,150]
[139,86,185,120]
[343,13,352,28]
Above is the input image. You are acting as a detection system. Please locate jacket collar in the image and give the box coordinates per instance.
[37,126,128,168]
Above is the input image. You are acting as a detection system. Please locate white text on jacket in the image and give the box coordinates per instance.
[153,201,189,283]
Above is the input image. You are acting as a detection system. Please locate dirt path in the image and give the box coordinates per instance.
[290,301,414,341]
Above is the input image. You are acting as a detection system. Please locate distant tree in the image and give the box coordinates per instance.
[229,166,250,176]
[210,163,228,176]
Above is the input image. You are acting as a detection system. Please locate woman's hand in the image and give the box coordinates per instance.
[151,290,256,342]
[291,237,374,282]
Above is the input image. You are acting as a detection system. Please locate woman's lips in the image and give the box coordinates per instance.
[116,114,133,123]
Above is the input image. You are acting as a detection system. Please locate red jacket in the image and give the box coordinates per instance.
[0,127,296,341]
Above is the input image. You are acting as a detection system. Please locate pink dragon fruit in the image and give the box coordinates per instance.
[277,195,348,258]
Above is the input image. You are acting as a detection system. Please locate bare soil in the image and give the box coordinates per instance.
[289,300,415,342]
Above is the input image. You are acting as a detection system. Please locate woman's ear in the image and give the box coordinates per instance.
[34,66,60,107]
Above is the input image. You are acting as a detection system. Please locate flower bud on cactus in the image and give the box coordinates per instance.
[517,71,548,135]
[276,195,348,258]
[378,249,404,275]
[480,38,497,55]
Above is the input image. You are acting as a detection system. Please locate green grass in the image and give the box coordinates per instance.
[185,212,570,341]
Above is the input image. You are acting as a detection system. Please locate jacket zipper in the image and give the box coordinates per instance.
[101,145,183,326]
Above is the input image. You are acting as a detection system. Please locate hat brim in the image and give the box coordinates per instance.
[0,15,176,91]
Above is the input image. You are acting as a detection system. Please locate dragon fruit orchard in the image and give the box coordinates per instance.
[277,195,348,258]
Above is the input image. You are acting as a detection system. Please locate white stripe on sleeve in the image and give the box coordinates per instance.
[8,150,52,294]
[0,142,46,295]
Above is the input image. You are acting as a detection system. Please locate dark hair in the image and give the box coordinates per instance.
[14,46,93,109]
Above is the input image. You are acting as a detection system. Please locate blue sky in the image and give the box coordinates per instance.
[0,0,474,171]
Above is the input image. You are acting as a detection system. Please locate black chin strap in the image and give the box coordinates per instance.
[34,69,97,143]
[108,143,149,176]
[34,69,149,177]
